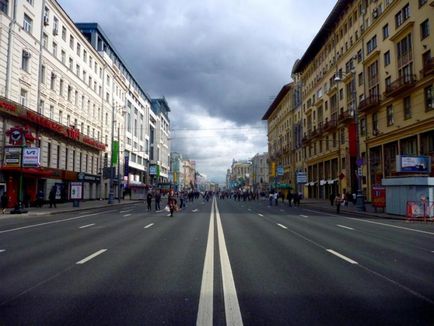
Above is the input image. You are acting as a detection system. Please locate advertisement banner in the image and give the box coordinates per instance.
[277,166,284,176]
[149,165,157,175]
[4,147,21,167]
[70,182,83,199]
[396,155,431,173]
[124,155,129,176]
[296,172,308,184]
[111,141,119,165]
[22,147,40,167]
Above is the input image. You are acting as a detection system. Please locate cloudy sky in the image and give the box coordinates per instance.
[59,0,336,183]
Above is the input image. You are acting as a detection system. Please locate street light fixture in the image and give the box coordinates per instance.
[334,70,366,211]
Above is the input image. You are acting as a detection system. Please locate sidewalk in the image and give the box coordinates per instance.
[1,199,142,218]
[299,199,406,220]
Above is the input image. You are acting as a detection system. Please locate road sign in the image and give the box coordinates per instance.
[277,166,284,176]
[296,172,307,184]
[357,167,363,177]
[356,158,363,167]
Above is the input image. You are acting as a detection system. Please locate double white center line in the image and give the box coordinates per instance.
[197,197,243,325]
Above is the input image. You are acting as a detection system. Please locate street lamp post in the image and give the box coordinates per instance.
[335,71,365,211]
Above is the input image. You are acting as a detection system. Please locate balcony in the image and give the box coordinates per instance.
[338,110,354,124]
[384,74,417,98]
[420,57,434,78]
[323,119,337,132]
[358,94,381,113]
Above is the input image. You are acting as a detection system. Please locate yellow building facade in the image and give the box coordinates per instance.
[262,83,297,198]
[290,0,434,201]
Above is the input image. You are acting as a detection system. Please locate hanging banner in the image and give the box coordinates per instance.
[111,141,119,165]
[124,155,129,176]
[22,147,40,167]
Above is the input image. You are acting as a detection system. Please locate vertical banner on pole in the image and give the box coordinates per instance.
[112,141,119,165]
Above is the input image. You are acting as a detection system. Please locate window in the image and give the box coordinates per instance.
[59,79,63,96]
[42,33,48,48]
[52,42,57,57]
[419,0,427,6]
[53,16,59,35]
[384,51,391,66]
[50,72,56,90]
[47,143,51,167]
[386,105,394,126]
[61,50,66,64]
[67,85,72,101]
[41,65,46,84]
[69,57,73,70]
[76,43,81,56]
[403,96,411,119]
[69,35,74,49]
[395,3,410,28]
[20,89,27,106]
[62,26,66,41]
[382,24,389,39]
[360,118,366,136]
[65,148,68,170]
[0,0,8,14]
[49,105,54,120]
[21,50,30,72]
[358,72,363,86]
[59,110,62,124]
[76,64,80,77]
[372,112,378,132]
[385,76,391,89]
[367,35,377,55]
[420,19,429,40]
[23,14,32,33]
[425,85,433,111]
[38,99,44,115]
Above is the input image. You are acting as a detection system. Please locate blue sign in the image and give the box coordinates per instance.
[124,155,129,176]
[396,155,431,173]
[277,166,284,176]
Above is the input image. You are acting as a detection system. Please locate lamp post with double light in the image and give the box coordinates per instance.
[335,70,365,211]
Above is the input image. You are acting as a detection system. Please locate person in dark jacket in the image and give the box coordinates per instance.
[146,192,152,211]
[49,186,57,208]
[167,190,177,217]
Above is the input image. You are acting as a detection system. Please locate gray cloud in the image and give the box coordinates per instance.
[59,0,335,182]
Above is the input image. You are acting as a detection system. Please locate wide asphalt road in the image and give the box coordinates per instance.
[0,196,433,325]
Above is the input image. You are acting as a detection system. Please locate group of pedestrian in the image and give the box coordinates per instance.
[268,191,301,207]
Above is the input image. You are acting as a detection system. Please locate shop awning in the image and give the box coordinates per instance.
[319,179,327,186]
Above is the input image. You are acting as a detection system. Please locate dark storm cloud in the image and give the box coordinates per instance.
[59,0,336,182]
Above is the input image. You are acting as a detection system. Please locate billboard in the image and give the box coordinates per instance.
[396,155,431,173]
[22,147,40,167]
[4,147,21,166]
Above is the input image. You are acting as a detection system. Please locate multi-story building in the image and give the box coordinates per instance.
[291,0,434,201]
[0,1,166,208]
[150,98,171,185]
[0,0,108,207]
[229,160,252,190]
[262,83,296,197]
[251,152,269,193]
[170,152,184,191]
[183,159,196,190]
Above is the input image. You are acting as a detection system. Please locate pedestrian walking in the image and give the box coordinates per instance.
[274,192,278,206]
[335,193,342,214]
[329,192,335,206]
[287,192,293,207]
[1,192,8,214]
[146,192,152,211]
[167,190,177,217]
[49,186,57,208]
[155,191,161,211]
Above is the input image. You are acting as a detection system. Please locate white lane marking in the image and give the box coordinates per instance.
[277,223,288,230]
[258,213,264,217]
[123,214,132,217]
[144,223,154,229]
[0,213,100,234]
[327,249,358,265]
[337,224,354,230]
[196,197,215,325]
[79,224,95,229]
[215,198,244,325]
[0,249,6,253]
[192,209,198,212]
[300,215,309,218]
[120,210,132,213]
[76,249,107,265]
[303,208,434,236]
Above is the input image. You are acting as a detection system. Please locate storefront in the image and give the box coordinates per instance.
[0,96,106,208]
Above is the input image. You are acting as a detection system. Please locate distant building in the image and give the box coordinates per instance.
[251,153,269,193]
